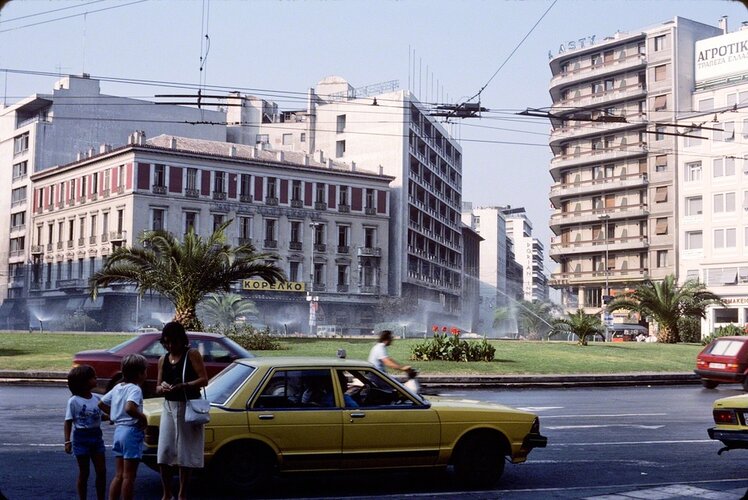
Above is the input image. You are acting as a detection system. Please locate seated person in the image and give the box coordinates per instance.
[301,377,334,407]
[337,371,359,408]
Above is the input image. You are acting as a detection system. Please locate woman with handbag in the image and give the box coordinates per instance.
[155,322,208,500]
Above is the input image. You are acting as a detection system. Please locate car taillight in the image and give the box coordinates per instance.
[714,409,738,425]
[696,359,707,367]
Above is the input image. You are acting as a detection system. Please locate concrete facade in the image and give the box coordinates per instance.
[18,134,392,332]
[504,208,549,302]
[1,75,225,303]
[547,17,723,314]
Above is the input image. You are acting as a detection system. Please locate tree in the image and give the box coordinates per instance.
[89,221,285,331]
[515,300,557,340]
[606,275,722,344]
[492,306,511,328]
[198,293,258,331]
[551,309,605,346]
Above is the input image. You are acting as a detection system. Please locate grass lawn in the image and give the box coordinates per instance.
[0,332,703,375]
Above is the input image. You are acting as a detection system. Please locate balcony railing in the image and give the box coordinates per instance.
[549,173,648,200]
[337,284,349,293]
[101,232,109,243]
[549,267,648,287]
[56,242,63,250]
[109,231,127,242]
[117,185,125,195]
[152,185,167,195]
[240,194,253,203]
[265,197,279,206]
[10,224,25,233]
[290,199,303,208]
[289,241,303,251]
[212,191,227,200]
[238,237,253,246]
[31,245,43,255]
[67,240,74,249]
[337,245,349,254]
[46,243,53,251]
[311,283,326,292]
[360,285,380,294]
[57,279,86,290]
[314,243,327,252]
[337,204,350,213]
[357,247,381,257]
[89,236,97,244]
[264,239,278,249]
[78,238,85,246]
[185,188,200,198]
[314,202,327,211]
[365,207,377,215]
[102,189,110,198]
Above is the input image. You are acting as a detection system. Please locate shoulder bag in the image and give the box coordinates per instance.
[182,349,211,425]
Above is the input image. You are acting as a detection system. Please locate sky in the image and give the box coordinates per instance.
[1,0,747,281]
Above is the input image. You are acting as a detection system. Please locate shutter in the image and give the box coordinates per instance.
[228,173,237,198]
[655,218,668,235]
[377,190,387,214]
[169,167,183,193]
[200,170,211,196]
[280,179,288,203]
[328,184,336,207]
[655,186,668,202]
[126,163,133,190]
[254,175,263,201]
[304,181,313,207]
[137,163,150,190]
[352,188,363,211]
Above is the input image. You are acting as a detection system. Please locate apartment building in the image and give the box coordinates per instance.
[21,133,392,332]
[225,76,464,327]
[503,208,549,302]
[1,75,225,303]
[548,17,723,314]
[677,26,748,336]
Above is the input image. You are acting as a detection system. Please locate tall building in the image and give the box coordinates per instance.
[20,133,392,332]
[547,17,723,313]
[676,24,748,336]
[226,77,464,328]
[1,75,226,303]
[503,207,549,302]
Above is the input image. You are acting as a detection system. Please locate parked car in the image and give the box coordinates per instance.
[695,336,748,390]
[608,324,648,342]
[708,393,748,451]
[72,332,253,396]
[141,357,547,491]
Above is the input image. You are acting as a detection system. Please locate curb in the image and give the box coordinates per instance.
[0,370,701,389]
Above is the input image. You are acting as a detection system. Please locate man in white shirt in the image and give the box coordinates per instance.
[368,330,411,374]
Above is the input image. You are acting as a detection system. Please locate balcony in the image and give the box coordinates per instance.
[263,239,278,249]
[109,231,127,242]
[152,185,167,195]
[549,173,648,203]
[549,52,647,95]
[46,243,53,251]
[67,240,74,249]
[240,194,253,203]
[238,237,253,246]
[549,116,645,147]
[549,267,648,287]
[336,284,349,293]
[314,243,327,252]
[67,198,75,206]
[290,199,303,208]
[550,82,647,117]
[10,224,25,233]
[101,232,109,243]
[311,283,326,292]
[185,188,200,198]
[549,235,649,257]
[365,207,377,215]
[31,245,43,255]
[314,202,327,211]
[102,189,110,198]
[289,241,303,251]
[11,199,26,208]
[265,197,279,206]
[89,236,97,244]
[550,144,647,173]
[78,197,87,205]
[357,247,381,257]
[77,237,85,246]
[549,203,649,231]
[212,191,227,201]
[337,204,350,213]
[360,285,380,294]
[337,245,349,254]
[57,278,86,290]
[9,250,24,259]
[117,185,125,195]
[56,242,63,250]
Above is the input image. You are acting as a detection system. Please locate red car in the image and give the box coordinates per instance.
[72,332,253,397]
[695,336,748,390]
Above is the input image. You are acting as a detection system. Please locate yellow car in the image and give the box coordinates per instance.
[143,357,547,491]
[709,393,748,452]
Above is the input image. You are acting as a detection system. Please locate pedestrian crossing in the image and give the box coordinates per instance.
[585,484,747,500]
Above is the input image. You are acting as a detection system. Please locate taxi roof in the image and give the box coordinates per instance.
[235,356,375,369]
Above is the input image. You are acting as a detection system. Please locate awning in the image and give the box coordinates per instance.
[66,297,87,311]
[83,296,104,311]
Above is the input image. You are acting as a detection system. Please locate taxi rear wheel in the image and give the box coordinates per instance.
[701,379,719,389]
[453,434,506,488]
[213,442,275,493]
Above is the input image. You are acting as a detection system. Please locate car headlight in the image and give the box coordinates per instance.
[714,409,738,425]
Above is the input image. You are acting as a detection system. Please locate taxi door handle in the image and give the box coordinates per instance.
[258,414,274,420]
[349,412,366,419]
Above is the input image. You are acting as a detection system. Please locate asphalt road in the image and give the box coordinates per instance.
[1,384,748,499]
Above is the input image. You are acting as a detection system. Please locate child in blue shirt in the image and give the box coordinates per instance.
[99,354,147,500]
[64,364,106,500]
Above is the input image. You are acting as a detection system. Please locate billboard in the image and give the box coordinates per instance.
[242,280,306,292]
[695,29,748,82]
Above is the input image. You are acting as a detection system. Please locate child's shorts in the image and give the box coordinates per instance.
[72,428,105,457]
[112,425,144,460]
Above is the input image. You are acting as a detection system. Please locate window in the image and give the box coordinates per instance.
[655,125,666,141]
[638,42,646,55]
[743,119,748,138]
[266,177,277,198]
[313,263,324,286]
[315,183,326,204]
[12,161,27,181]
[186,168,198,191]
[300,133,306,143]
[264,219,276,242]
[11,187,26,207]
[337,264,349,286]
[655,155,667,172]
[591,138,603,150]
[685,231,703,250]
[13,133,29,155]
[238,217,252,240]
[714,158,724,178]
[656,250,668,268]
[592,81,604,94]
[289,261,300,282]
[364,227,376,248]
[655,186,668,203]
[724,122,735,142]
[654,35,665,51]
[102,212,109,235]
[212,213,225,231]
[727,93,737,107]
[80,176,87,198]
[654,65,666,81]
[116,209,124,233]
[313,224,325,245]
[290,221,301,243]
[591,53,602,66]
[240,174,251,198]
[714,192,736,213]
[291,180,302,201]
[255,134,269,145]
[714,228,737,249]
[10,211,25,230]
[152,209,165,231]
[184,212,197,234]
[214,171,225,193]
[117,165,124,187]
[698,98,714,112]
[92,173,98,194]
[686,161,702,181]
[365,189,375,209]
[685,196,703,216]
[336,114,346,133]
[725,157,736,176]
[90,215,97,238]
[337,225,349,247]
[339,186,349,206]
[154,165,165,187]
[282,133,293,146]
[653,95,667,111]
[604,78,614,91]
[655,217,668,235]
[336,140,346,158]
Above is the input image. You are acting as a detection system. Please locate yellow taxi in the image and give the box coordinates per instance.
[143,357,547,491]
[708,393,748,452]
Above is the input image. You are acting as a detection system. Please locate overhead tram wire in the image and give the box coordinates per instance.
[0,0,108,24]
[0,0,149,34]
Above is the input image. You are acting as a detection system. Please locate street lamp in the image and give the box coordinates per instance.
[308,221,322,336]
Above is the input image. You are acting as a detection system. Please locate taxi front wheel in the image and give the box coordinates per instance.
[453,434,506,488]
[213,442,274,493]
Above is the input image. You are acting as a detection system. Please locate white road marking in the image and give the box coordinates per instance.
[550,439,713,447]
[542,413,668,419]
[545,424,665,430]
[516,406,564,412]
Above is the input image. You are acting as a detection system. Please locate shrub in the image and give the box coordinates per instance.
[677,316,702,343]
[701,324,746,346]
[410,334,495,362]
[210,324,284,351]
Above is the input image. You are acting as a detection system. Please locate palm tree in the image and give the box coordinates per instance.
[492,306,511,329]
[516,300,557,340]
[552,309,605,346]
[606,275,722,343]
[89,221,285,331]
[198,293,258,331]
